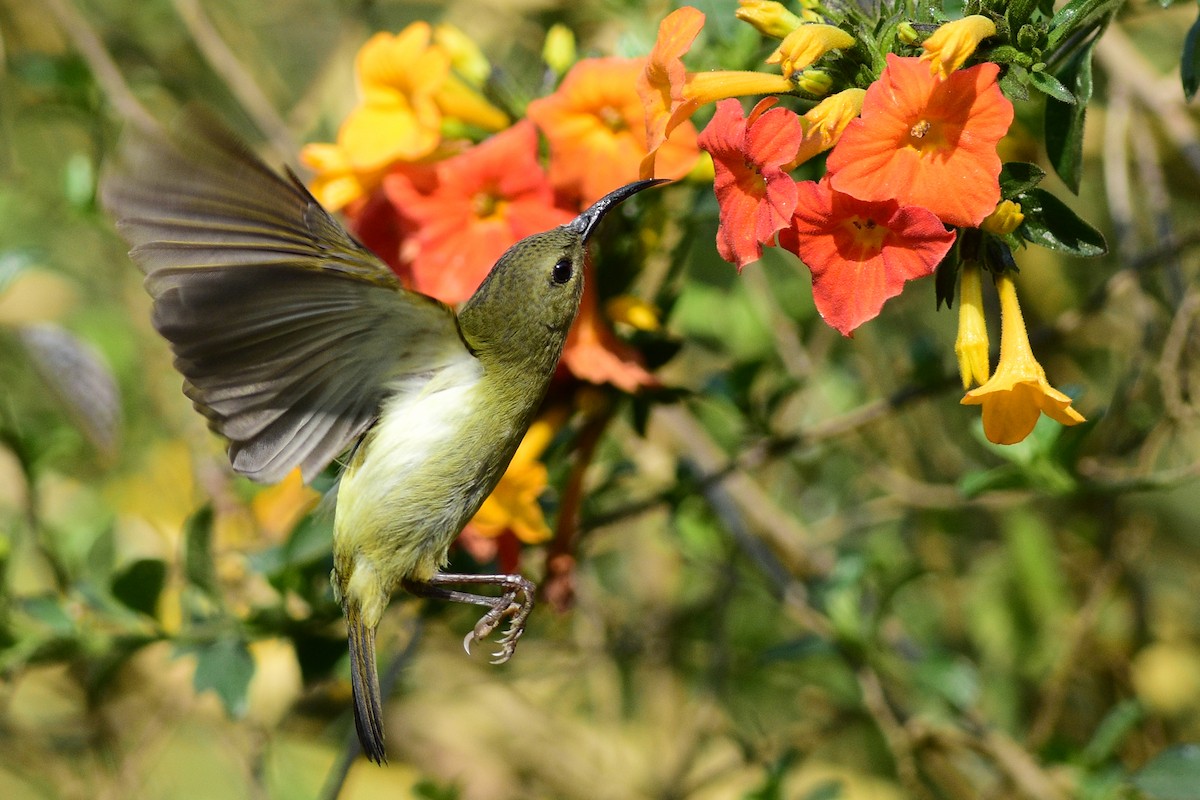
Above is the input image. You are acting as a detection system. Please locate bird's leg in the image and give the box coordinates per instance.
[401,573,535,665]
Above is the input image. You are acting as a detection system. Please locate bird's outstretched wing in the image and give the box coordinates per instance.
[102,110,473,483]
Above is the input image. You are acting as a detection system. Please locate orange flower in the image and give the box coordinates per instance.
[699,98,803,269]
[779,178,957,335]
[639,6,707,159]
[826,54,1013,228]
[961,274,1085,444]
[528,57,700,205]
[383,121,573,304]
[563,280,658,392]
[637,6,793,179]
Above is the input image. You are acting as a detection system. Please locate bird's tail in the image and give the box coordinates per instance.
[347,604,387,764]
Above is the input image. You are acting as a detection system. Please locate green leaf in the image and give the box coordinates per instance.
[1017,188,1107,256]
[800,780,843,800]
[1006,0,1039,34]
[111,559,167,617]
[283,513,334,566]
[1047,0,1122,52]
[1132,745,1200,800]
[1183,10,1200,101]
[191,637,255,718]
[1044,43,1095,193]
[1029,67,1076,103]
[1081,700,1142,766]
[184,505,220,598]
[413,780,462,800]
[999,162,1046,199]
[22,595,75,635]
[999,65,1031,102]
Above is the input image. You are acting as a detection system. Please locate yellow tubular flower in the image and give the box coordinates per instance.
[735,0,804,40]
[683,70,795,105]
[433,74,510,132]
[982,200,1025,236]
[766,23,855,78]
[787,87,866,169]
[921,14,997,79]
[961,274,1085,444]
[955,262,991,389]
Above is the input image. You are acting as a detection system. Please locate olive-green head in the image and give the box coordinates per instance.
[457,179,667,371]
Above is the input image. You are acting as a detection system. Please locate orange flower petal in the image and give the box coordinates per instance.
[780,178,956,335]
[638,6,706,154]
[699,98,803,268]
[382,121,572,304]
[563,280,658,392]
[826,54,1013,228]
[530,57,699,205]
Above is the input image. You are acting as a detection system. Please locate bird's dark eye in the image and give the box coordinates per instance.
[551,257,573,285]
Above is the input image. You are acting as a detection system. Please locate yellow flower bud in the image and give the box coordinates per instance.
[920,14,997,79]
[797,0,823,23]
[766,23,855,79]
[606,295,661,332]
[954,262,991,389]
[787,87,866,168]
[735,0,804,40]
[982,200,1025,236]
[795,68,833,97]
[434,24,491,87]
[543,23,577,77]
[897,21,919,45]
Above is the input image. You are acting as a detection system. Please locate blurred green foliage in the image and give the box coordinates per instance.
[3,1,1200,799]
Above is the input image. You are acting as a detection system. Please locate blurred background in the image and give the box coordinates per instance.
[2,0,1200,798]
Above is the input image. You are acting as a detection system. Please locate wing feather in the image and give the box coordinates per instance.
[102,110,474,483]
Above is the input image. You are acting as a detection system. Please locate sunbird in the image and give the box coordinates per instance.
[102,111,665,763]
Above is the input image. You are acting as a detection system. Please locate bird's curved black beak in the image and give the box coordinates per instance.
[567,179,671,242]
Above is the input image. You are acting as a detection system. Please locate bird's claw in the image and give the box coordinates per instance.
[461,584,533,665]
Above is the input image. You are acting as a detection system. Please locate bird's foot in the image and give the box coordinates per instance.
[402,573,535,665]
